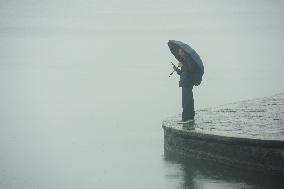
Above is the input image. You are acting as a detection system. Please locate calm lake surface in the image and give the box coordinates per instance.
[1,0,284,188]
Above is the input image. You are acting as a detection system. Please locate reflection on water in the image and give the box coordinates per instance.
[164,150,284,189]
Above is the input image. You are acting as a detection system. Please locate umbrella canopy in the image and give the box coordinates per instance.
[168,40,204,73]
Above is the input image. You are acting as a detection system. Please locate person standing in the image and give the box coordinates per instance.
[173,48,196,123]
[168,40,204,124]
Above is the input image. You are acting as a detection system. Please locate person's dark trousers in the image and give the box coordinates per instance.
[182,85,195,121]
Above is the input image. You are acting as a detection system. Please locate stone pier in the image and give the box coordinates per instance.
[162,93,284,174]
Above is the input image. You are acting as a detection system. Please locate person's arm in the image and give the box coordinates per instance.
[173,66,182,75]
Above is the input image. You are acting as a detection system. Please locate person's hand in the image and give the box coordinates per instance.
[177,62,183,67]
[172,65,177,70]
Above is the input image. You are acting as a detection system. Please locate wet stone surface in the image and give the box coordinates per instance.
[163,93,284,141]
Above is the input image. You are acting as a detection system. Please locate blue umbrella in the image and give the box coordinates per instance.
[168,40,204,73]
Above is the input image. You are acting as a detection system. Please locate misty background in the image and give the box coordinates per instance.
[1,0,284,188]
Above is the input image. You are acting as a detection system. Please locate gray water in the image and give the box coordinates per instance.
[1,0,284,188]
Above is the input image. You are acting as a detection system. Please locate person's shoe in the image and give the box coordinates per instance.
[177,119,194,124]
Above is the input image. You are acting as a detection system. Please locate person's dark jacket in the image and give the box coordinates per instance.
[174,63,195,87]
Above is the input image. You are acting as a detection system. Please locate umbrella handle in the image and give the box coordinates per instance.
[169,70,175,77]
[169,62,177,77]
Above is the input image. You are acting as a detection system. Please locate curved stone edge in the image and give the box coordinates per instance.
[162,124,284,148]
[163,125,284,175]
